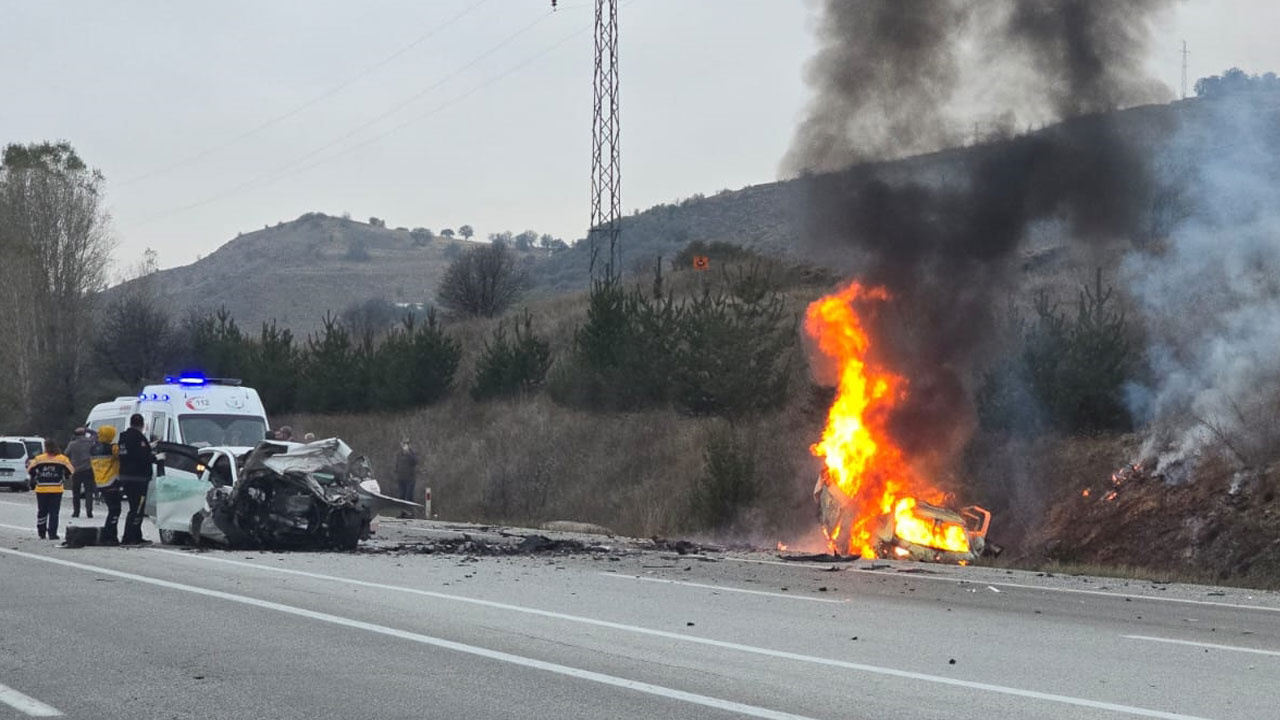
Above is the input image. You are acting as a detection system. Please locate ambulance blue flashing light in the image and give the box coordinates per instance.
[160,373,242,387]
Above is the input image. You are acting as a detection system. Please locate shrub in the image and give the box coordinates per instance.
[345,239,371,262]
[978,269,1136,435]
[244,321,299,414]
[437,241,527,317]
[550,277,681,410]
[673,240,758,270]
[673,264,795,418]
[371,310,461,410]
[690,426,758,530]
[298,312,369,413]
[552,265,796,418]
[471,311,553,401]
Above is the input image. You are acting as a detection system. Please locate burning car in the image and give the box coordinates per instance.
[815,472,993,563]
[804,282,997,565]
[153,438,417,550]
[871,498,991,564]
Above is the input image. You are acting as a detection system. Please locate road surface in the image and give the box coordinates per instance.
[0,492,1276,719]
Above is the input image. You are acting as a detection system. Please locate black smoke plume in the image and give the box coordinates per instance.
[788,0,1176,462]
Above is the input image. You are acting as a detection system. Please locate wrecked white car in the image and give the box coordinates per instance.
[871,500,994,564]
[152,438,416,550]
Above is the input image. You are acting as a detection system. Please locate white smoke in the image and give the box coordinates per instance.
[1123,96,1280,475]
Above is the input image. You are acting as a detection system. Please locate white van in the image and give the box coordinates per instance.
[0,436,31,491]
[86,374,271,450]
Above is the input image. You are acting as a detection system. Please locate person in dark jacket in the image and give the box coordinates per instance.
[66,427,95,518]
[28,440,74,540]
[116,414,154,545]
[393,438,418,505]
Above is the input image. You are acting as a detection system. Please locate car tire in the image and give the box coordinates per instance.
[159,529,192,546]
[329,509,363,551]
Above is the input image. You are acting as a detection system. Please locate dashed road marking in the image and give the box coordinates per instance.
[0,682,62,717]
[1124,635,1280,657]
[726,557,1280,614]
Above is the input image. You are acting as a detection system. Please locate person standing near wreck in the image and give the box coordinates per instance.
[394,438,419,506]
[66,427,95,518]
[91,426,121,544]
[27,440,74,540]
[117,414,155,545]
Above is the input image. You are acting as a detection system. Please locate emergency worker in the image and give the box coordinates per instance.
[91,425,122,545]
[28,439,74,540]
[117,414,155,545]
[66,427,95,518]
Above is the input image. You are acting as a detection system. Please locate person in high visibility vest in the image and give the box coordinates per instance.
[27,439,74,541]
[91,425,121,545]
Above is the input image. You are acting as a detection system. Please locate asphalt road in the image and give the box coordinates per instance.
[0,492,1277,720]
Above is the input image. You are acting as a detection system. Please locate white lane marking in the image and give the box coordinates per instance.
[0,523,31,531]
[727,557,1280,615]
[1124,635,1280,658]
[601,573,847,604]
[149,548,1210,720]
[0,682,62,717]
[0,548,815,720]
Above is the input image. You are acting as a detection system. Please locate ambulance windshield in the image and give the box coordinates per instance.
[179,415,268,448]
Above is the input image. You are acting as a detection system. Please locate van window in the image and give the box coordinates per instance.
[0,442,25,460]
[90,417,127,435]
[150,412,168,440]
[179,415,267,448]
[23,441,42,458]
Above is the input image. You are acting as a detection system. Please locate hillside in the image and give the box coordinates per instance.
[115,94,1280,332]
[113,214,471,335]
[535,95,1280,293]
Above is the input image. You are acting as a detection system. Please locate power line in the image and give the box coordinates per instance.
[125,10,588,230]
[116,0,490,188]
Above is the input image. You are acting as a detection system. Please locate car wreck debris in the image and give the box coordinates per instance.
[193,439,418,550]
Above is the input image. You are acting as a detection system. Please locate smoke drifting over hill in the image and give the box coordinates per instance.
[786,0,1177,465]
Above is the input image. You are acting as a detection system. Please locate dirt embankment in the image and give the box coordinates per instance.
[1014,438,1280,588]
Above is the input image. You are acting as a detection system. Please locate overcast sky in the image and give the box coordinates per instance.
[3,0,1278,271]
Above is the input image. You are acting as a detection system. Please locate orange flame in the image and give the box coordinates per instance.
[892,498,970,555]
[806,281,953,557]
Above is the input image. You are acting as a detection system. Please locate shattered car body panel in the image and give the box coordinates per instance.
[871,501,991,564]
[203,438,418,550]
[816,477,994,564]
[153,438,416,550]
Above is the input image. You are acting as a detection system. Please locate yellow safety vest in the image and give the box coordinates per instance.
[91,426,120,489]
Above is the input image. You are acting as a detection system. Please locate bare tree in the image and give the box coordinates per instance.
[436,242,527,318]
[339,296,399,340]
[0,141,114,431]
[95,290,174,387]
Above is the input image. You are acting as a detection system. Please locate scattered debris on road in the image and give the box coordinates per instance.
[364,533,618,557]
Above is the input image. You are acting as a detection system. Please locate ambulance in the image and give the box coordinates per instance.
[84,374,271,450]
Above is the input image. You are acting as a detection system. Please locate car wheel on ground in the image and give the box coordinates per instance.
[159,529,192,546]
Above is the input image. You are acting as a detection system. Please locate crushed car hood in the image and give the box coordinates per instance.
[201,438,417,550]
